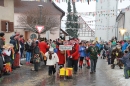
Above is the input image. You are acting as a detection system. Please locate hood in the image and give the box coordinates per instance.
[10,35,15,40]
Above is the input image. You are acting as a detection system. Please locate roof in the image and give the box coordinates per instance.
[14,0,65,18]
[60,28,68,35]
[52,2,65,18]
[78,16,95,32]
[116,5,130,22]
[116,11,125,22]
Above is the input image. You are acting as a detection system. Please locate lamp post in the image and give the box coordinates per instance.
[119,28,126,40]
[38,4,43,39]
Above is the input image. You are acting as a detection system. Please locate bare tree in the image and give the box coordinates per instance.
[17,7,59,34]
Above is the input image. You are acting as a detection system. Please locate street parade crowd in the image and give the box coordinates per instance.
[0,32,130,79]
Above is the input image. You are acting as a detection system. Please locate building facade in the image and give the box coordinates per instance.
[116,6,130,41]
[95,0,118,42]
[14,0,65,41]
[0,0,14,43]
[78,16,95,41]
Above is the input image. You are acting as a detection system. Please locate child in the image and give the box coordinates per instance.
[79,42,86,69]
[45,47,59,76]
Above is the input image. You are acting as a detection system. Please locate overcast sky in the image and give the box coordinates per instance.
[54,0,130,30]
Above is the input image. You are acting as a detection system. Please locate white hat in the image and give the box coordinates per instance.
[49,47,54,52]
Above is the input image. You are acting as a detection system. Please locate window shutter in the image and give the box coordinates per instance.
[0,0,4,6]
[1,21,6,31]
[9,22,14,32]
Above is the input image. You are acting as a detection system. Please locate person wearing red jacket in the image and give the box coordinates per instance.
[38,38,49,65]
[67,42,79,74]
[56,44,65,69]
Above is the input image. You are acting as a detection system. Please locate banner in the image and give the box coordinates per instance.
[53,0,128,3]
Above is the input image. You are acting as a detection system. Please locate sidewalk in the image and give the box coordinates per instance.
[104,59,130,86]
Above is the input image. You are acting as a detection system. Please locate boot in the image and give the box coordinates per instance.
[119,65,123,69]
[0,71,2,78]
[4,72,10,75]
[111,64,115,69]
[87,66,90,69]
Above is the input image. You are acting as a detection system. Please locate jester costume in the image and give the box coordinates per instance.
[111,47,123,69]
[2,46,14,75]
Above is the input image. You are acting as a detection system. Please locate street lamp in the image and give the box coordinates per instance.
[38,4,43,39]
[38,5,43,25]
[119,28,126,40]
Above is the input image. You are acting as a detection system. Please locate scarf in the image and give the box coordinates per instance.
[27,41,32,46]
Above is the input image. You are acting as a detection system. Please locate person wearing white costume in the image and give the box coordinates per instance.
[45,47,59,76]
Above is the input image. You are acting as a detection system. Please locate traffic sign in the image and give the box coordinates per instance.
[59,45,72,50]
[36,26,44,33]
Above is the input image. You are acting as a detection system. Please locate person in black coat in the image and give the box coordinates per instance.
[25,39,33,65]
[32,42,40,71]
[0,32,5,78]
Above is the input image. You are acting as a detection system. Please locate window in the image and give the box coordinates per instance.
[0,0,4,6]
[1,21,14,32]
[30,34,37,40]
[83,24,86,28]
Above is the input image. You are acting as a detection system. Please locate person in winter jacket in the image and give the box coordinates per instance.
[87,42,100,74]
[79,42,86,68]
[96,41,101,50]
[56,40,65,69]
[32,42,40,71]
[67,41,79,74]
[19,35,24,59]
[38,38,49,65]
[119,48,130,79]
[0,32,5,78]
[10,35,16,70]
[45,47,59,76]
[122,40,128,52]
[25,39,32,65]
[51,40,57,53]
[13,33,20,68]
[86,42,90,69]
[2,44,12,75]
[101,49,106,59]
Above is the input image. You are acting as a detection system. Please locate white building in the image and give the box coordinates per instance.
[78,16,95,41]
[95,0,118,42]
[116,5,130,41]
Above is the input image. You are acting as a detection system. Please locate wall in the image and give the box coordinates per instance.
[14,13,24,28]
[117,13,124,41]
[14,13,61,40]
[95,0,118,42]
[117,11,130,41]
[78,16,95,38]
[0,0,14,43]
[125,11,130,36]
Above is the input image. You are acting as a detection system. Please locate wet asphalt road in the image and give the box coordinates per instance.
[0,58,115,86]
